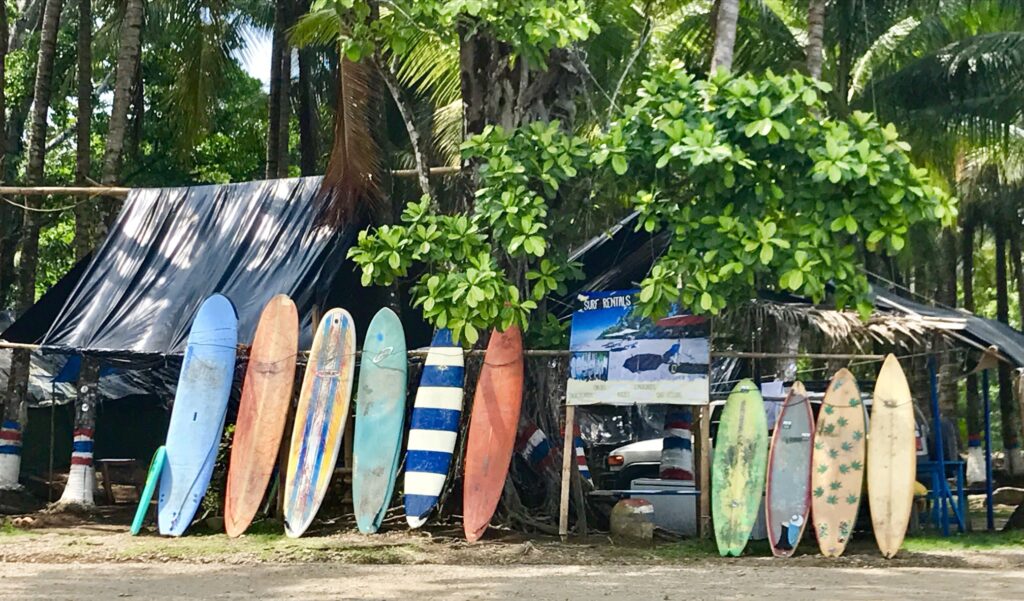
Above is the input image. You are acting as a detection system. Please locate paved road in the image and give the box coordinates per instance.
[3,562,1023,600]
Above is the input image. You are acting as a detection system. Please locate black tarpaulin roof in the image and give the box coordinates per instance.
[37,177,362,355]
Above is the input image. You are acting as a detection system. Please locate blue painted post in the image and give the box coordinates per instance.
[928,357,949,536]
[982,369,994,531]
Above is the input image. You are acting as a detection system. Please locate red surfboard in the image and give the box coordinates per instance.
[224,295,299,537]
[462,326,524,542]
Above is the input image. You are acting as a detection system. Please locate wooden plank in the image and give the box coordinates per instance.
[558,404,576,541]
[0,185,131,197]
[698,403,712,539]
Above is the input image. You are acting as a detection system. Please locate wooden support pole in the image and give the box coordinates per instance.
[0,185,131,197]
[558,404,576,541]
[0,341,939,363]
[698,403,712,539]
[0,167,463,199]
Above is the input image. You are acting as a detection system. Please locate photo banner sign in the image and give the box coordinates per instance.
[566,290,710,406]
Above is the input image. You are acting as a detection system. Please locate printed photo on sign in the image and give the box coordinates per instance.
[566,290,710,406]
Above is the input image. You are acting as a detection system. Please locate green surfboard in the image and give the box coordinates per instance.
[131,446,167,535]
[712,379,768,556]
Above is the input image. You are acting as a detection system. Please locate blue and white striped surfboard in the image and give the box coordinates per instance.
[404,329,465,528]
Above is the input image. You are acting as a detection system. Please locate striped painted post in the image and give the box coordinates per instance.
[58,382,98,506]
[660,409,694,480]
[0,419,23,490]
[573,427,592,485]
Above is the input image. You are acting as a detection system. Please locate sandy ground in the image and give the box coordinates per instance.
[2,562,1024,600]
[3,506,1024,599]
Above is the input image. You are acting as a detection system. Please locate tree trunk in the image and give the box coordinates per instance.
[266,0,291,179]
[1,0,62,490]
[995,225,1023,472]
[128,52,144,162]
[709,0,739,73]
[3,1,46,183]
[938,230,958,420]
[1012,232,1024,330]
[378,57,432,200]
[100,0,143,188]
[457,27,580,210]
[0,0,11,306]
[297,44,318,176]
[278,41,291,178]
[265,12,282,179]
[25,0,62,184]
[73,0,94,261]
[805,0,826,79]
[962,219,984,483]
[9,0,44,52]
[0,237,14,308]
[56,357,99,507]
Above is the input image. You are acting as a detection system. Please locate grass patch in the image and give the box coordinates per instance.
[0,519,34,537]
[904,530,1024,552]
[648,538,718,559]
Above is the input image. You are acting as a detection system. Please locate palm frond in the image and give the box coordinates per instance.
[431,99,462,167]
[393,31,461,108]
[864,31,1024,143]
[290,7,342,49]
[316,58,382,228]
[848,16,922,101]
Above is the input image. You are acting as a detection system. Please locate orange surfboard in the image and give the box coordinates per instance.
[462,327,524,542]
[224,295,299,537]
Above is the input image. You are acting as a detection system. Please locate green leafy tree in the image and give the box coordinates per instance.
[602,65,955,318]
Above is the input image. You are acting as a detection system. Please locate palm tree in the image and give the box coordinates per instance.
[805,0,826,78]
[100,0,145,194]
[1,0,64,490]
[266,0,291,178]
[710,0,741,72]
[74,0,95,261]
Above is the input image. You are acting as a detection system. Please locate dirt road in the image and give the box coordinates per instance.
[2,562,1022,600]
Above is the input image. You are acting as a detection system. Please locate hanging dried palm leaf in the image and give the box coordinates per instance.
[315,57,382,228]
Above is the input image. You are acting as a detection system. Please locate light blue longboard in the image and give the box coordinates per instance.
[352,308,408,534]
[158,294,238,536]
[130,446,167,535]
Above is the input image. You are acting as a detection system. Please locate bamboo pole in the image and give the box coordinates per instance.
[0,167,463,198]
[0,185,131,197]
[0,341,926,360]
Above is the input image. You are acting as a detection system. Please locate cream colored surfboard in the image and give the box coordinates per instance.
[811,368,866,558]
[868,354,916,558]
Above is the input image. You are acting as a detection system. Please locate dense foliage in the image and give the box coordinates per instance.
[305,0,599,66]
[607,64,956,318]
[349,121,588,344]
[351,64,954,341]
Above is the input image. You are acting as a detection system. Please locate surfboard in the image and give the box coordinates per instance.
[765,381,814,557]
[158,294,238,536]
[711,379,768,557]
[352,308,408,534]
[463,326,524,543]
[130,446,167,535]
[405,329,465,528]
[224,294,299,537]
[868,354,916,558]
[811,368,866,557]
[283,308,356,538]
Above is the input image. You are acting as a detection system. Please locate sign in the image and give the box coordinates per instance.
[566,290,710,406]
